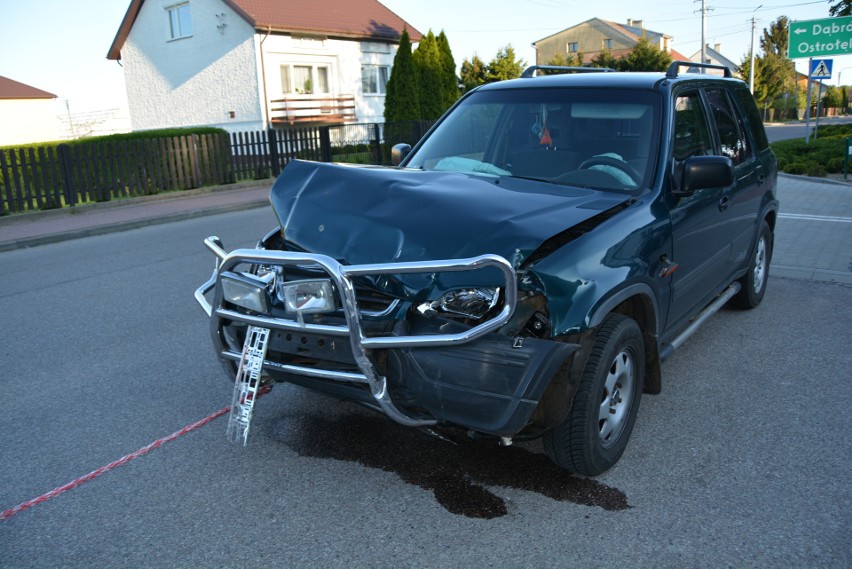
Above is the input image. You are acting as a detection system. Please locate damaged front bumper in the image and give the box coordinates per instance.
[195,236,577,436]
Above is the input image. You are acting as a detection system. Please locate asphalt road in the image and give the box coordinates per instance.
[0,208,850,567]
[764,115,852,142]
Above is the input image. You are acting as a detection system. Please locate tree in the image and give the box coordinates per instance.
[485,45,525,82]
[823,85,844,109]
[384,29,420,122]
[760,16,790,56]
[617,36,671,71]
[830,0,851,17]
[436,31,459,111]
[537,53,581,74]
[460,55,487,92]
[742,16,796,118]
[590,49,619,69]
[412,30,445,120]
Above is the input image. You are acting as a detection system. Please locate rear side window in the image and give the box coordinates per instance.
[706,89,752,166]
[732,89,770,151]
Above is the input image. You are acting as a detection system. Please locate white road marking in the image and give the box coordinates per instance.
[778,213,852,223]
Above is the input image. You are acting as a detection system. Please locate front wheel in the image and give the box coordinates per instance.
[543,314,644,476]
[731,220,772,309]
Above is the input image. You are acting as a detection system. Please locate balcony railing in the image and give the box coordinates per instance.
[269,94,356,126]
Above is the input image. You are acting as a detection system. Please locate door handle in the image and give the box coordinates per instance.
[719,195,730,211]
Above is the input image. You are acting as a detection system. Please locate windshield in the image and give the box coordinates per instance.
[407,87,661,192]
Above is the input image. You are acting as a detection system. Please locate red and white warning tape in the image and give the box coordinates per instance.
[1,386,270,522]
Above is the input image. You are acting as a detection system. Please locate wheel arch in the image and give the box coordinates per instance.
[589,284,662,394]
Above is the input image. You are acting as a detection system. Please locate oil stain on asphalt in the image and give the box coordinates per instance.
[272,411,629,519]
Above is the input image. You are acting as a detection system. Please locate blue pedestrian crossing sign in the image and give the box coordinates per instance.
[810,58,833,79]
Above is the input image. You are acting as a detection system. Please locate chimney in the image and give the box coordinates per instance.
[714,43,721,52]
[627,19,643,29]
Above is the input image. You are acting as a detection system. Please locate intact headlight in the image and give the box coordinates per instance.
[435,287,500,320]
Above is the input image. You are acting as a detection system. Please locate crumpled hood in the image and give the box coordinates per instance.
[271,160,627,270]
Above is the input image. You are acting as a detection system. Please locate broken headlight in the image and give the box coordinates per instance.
[424,287,500,320]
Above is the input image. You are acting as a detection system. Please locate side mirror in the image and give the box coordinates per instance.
[676,155,734,196]
[391,143,412,166]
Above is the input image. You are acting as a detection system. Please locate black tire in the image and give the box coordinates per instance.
[543,314,644,476]
[732,220,772,309]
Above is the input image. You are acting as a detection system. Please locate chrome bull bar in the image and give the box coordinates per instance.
[195,236,518,427]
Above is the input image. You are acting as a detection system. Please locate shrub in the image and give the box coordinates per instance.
[770,134,845,176]
[826,156,845,173]
[806,162,826,177]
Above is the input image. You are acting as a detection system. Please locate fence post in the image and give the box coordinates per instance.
[319,127,332,162]
[57,144,77,207]
[268,128,280,177]
[372,123,382,165]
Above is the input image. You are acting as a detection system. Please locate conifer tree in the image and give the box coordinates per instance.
[486,45,525,82]
[413,31,444,120]
[460,55,488,92]
[437,31,459,111]
[384,29,420,122]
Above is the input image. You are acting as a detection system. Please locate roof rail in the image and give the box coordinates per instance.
[666,60,732,79]
[521,65,615,78]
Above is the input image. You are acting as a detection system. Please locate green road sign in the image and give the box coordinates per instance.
[788,16,852,59]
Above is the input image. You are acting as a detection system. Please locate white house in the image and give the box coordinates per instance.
[107,0,422,133]
[0,76,61,146]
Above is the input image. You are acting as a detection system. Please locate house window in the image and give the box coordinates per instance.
[361,65,389,94]
[280,65,331,94]
[361,41,390,54]
[292,36,326,48]
[567,42,579,53]
[293,65,312,93]
[167,3,192,40]
[603,38,613,50]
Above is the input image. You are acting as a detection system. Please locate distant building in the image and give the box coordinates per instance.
[0,76,60,146]
[107,0,422,132]
[689,44,741,76]
[533,18,689,66]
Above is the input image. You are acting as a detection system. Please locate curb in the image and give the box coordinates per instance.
[779,172,852,187]
[0,192,270,253]
[0,179,273,228]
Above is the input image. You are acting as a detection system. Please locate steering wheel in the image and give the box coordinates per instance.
[578,156,641,185]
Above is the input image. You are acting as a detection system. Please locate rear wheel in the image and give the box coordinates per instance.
[732,221,772,309]
[544,314,644,476]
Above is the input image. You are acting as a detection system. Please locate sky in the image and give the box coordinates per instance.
[0,0,845,117]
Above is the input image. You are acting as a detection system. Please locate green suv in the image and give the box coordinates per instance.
[196,61,777,476]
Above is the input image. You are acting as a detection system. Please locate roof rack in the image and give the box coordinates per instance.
[666,60,732,79]
[521,65,614,78]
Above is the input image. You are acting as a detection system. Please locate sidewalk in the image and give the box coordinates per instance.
[1,175,850,285]
[0,180,272,252]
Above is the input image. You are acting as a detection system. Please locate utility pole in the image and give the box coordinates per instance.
[748,6,761,94]
[701,0,707,66]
